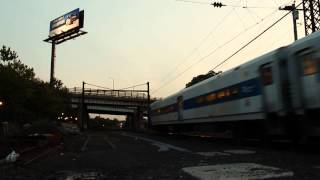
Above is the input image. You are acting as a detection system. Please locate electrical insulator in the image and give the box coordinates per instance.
[211,2,224,8]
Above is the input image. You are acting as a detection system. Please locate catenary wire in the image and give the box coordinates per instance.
[153,0,299,94]
[211,3,302,71]
[152,8,280,94]
[160,2,238,82]
[84,82,113,90]
[118,83,148,90]
[175,0,211,5]
[176,0,279,9]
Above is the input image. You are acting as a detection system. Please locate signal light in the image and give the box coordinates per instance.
[211,2,225,8]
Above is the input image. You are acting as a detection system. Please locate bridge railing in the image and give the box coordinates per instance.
[69,87,158,101]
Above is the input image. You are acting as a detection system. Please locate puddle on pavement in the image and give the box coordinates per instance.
[196,152,230,157]
[223,149,256,155]
[182,163,294,180]
[46,171,106,180]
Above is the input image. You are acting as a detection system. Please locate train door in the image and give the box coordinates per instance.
[177,96,184,121]
[296,49,320,109]
[260,63,279,113]
[278,56,291,113]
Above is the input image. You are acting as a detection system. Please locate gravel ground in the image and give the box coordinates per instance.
[1,130,320,180]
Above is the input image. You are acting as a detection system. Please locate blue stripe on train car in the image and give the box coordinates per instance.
[183,78,262,110]
[151,78,262,116]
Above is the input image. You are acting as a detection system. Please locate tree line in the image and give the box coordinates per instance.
[186,70,222,88]
[0,45,70,124]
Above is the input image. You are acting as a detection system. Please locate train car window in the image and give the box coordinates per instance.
[225,89,231,97]
[217,91,225,99]
[231,88,239,95]
[177,96,184,121]
[206,93,216,102]
[177,96,183,109]
[302,57,318,75]
[162,107,167,113]
[197,97,204,104]
[261,66,273,85]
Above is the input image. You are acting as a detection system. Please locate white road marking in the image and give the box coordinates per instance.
[196,152,230,157]
[152,143,170,152]
[104,137,117,150]
[120,132,191,153]
[224,149,256,155]
[81,136,90,151]
[183,163,294,180]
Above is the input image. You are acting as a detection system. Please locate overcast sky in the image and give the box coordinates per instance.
[0,0,305,98]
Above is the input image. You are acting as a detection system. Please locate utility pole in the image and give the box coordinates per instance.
[50,41,56,86]
[147,82,151,128]
[81,81,85,131]
[279,3,299,41]
[211,1,320,39]
[109,77,115,90]
[109,77,115,96]
[302,0,320,35]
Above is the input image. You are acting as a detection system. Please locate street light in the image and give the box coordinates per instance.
[109,77,115,90]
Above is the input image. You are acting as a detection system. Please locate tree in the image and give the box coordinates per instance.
[0,45,71,124]
[0,45,18,64]
[0,45,35,80]
[186,70,222,88]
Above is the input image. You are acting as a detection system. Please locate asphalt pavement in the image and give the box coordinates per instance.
[1,130,320,180]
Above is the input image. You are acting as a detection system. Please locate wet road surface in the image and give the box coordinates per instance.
[1,130,320,180]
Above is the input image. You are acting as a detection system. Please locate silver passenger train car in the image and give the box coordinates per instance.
[150,31,320,140]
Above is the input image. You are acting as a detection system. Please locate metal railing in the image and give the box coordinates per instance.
[69,87,158,101]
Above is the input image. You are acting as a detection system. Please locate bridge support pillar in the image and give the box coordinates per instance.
[132,107,145,131]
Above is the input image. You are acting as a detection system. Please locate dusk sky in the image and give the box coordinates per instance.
[0,0,304,98]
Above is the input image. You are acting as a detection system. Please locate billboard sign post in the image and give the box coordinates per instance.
[44,9,87,86]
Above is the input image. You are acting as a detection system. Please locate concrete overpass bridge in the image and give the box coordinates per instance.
[69,82,157,130]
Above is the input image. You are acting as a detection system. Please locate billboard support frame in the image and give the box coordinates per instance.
[44,29,87,44]
[44,8,87,86]
[50,41,56,86]
[44,29,87,86]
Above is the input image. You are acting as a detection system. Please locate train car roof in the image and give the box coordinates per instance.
[164,48,282,96]
[290,31,320,48]
[154,49,281,104]
[153,32,320,107]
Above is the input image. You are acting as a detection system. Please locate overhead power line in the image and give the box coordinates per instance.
[85,81,148,91]
[152,9,279,94]
[175,0,210,5]
[160,4,237,83]
[211,2,303,71]
[84,82,112,90]
[176,0,279,9]
[119,83,148,90]
[228,5,278,9]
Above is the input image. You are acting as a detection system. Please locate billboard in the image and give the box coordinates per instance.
[49,8,84,38]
